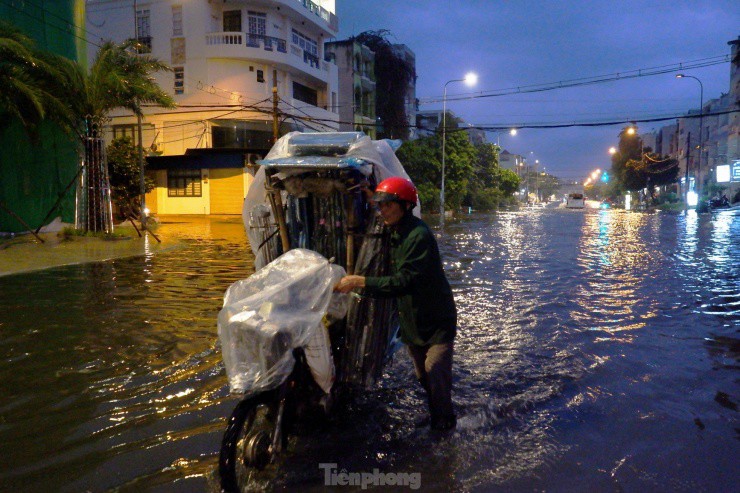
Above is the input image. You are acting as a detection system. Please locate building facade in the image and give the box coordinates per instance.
[85,0,340,215]
[672,37,740,199]
[325,39,376,138]
[0,0,85,234]
[392,44,417,140]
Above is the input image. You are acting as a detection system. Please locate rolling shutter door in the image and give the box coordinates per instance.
[209,168,244,214]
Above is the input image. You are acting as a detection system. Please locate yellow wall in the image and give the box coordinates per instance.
[147,168,253,215]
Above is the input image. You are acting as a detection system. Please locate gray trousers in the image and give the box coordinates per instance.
[407,341,455,421]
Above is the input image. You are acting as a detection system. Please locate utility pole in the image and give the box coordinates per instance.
[684,132,691,209]
[138,112,146,227]
[272,69,279,142]
[268,69,290,253]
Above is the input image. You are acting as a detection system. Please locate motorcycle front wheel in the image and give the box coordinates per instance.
[219,388,285,492]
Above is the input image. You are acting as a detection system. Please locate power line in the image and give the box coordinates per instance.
[466,108,738,131]
[5,0,268,106]
[419,55,730,104]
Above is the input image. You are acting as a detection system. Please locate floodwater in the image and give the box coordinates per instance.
[0,210,737,492]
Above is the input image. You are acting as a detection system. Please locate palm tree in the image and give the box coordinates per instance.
[52,40,176,232]
[0,22,65,137]
[1,22,176,232]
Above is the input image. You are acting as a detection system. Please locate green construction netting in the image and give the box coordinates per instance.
[0,0,85,233]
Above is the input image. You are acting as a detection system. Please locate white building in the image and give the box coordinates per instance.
[673,36,740,199]
[86,0,340,214]
[392,44,417,140]
[325,39,376,138]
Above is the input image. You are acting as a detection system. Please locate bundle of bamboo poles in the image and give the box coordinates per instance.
[339,213,398,388]
[248,204,280,265]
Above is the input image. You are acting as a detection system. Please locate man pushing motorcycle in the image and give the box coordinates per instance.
[335,177,458,431]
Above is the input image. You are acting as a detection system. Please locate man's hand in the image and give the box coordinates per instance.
[334,275,366,293]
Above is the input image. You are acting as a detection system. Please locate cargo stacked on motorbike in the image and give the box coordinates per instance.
[219,132,413,396]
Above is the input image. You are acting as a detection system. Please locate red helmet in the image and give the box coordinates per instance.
[373,177,418,205]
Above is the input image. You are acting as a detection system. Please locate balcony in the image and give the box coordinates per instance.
[246,34,288,53]
[204,32,332,84]
[304,51,319,69]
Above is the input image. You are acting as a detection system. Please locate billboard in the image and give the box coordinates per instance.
[716,161,740,183]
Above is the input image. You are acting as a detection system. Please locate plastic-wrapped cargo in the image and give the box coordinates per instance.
[218,249,347,394]
[242,132,418,270]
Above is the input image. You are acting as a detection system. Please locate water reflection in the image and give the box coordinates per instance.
[0,212,737,491]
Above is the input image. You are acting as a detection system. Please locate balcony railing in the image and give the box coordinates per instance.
[205,32,243,46]
[205,32,327,72]
[295,0,338,30]
[205,33,287,54]
[304,51,319,69]
[246,34,288,53]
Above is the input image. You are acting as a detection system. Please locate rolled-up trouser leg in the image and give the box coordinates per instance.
[407,344,430,393]
[407,342,454,424]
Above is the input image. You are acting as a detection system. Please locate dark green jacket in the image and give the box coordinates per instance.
[364,213,457,346]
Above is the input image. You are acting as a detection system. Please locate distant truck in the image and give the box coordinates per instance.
[566,193,585,209]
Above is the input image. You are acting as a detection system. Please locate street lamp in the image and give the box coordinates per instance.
[676,73,704,205]
[492,128,517,146]
[609,146,617,155]
[441,72,477,223]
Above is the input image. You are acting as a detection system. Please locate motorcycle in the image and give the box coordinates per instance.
[217,132,411,491]
[708,195,731,209]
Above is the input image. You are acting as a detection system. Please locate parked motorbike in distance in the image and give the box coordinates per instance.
[708,195,731,209]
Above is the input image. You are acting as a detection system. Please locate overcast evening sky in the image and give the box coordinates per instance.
[336,1,739,182]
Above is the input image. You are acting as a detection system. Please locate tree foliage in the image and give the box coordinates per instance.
[107,137,155,219]
[609,126,679,200]
[0,22,70,138]
[397,127,520,212]
[355,30,415,140]
[0,23,175,140]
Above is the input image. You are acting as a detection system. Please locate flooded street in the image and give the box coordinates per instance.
[0,210,737,492]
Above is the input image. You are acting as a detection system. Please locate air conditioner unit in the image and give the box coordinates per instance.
[246,153,263,165]
[244,153,264,175]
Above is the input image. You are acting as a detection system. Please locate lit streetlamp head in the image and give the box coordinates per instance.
[676,73,685,78]
[609,146,617,155]
[464,72,478,86]
[510,128,517,136]
[626,127,636,135]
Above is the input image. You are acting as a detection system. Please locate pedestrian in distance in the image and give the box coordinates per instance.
[335,176,458,431]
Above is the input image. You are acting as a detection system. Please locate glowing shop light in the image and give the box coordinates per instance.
[687,191,698,207]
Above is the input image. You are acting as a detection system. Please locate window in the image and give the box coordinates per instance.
[168,169,202,197]
[248,11,266,36]
[223,10,242,32]
[291,28,317,55]
[211,120,275,149]
[136,9,151,38]
[135,9,151,53]
[256,69,264,83]
[112,123,154,146]
[174,67,184,95]
[172,5,183,36]
[293,81,317,107]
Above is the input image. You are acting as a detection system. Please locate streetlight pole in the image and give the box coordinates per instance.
[440,72,477,224]
[676,74,704,202]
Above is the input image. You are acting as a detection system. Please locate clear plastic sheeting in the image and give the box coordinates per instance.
[218,249,347,394]
[287,132,366,156]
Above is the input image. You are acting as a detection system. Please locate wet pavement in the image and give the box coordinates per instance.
[0,210,737,492]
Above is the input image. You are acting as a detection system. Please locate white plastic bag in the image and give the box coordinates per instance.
[218,249,347,394]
